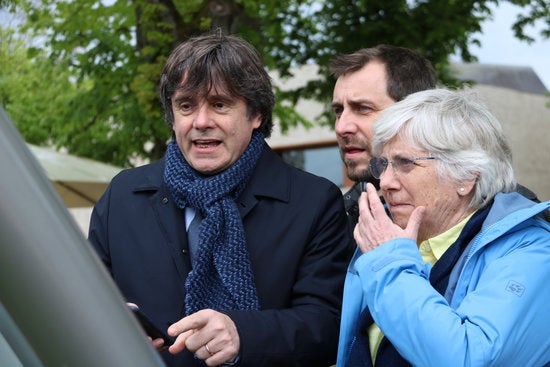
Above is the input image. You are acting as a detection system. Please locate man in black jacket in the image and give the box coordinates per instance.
[89,33,351,367]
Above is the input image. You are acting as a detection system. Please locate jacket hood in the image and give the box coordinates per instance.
[482,192,550,234]
[460,191,550,269]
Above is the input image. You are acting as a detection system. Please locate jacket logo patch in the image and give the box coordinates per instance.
[505,280,525,297]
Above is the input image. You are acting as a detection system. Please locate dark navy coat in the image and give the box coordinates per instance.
[88,143,351,366]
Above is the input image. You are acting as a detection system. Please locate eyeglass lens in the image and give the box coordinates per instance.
[369,156,436,179]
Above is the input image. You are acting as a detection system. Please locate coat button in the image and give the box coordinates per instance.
[162,197,169,204]
[182,249,188,254]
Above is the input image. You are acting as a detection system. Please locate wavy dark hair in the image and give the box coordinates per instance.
[160,33,275,137]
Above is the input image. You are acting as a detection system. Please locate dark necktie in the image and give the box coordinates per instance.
[187,210,202,265]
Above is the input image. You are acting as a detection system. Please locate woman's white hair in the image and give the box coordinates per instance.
[373,88,516,209]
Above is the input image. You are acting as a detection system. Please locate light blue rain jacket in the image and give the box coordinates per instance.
[337,192,550,366]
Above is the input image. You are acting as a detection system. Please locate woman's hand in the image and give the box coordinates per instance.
[354,183,425,253]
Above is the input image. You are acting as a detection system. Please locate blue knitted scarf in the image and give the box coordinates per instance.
[163,131,263,315]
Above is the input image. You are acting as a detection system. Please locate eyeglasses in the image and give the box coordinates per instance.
[369,156,437,179]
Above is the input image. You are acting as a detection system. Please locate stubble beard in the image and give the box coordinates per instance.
[338,137,374,182]
[345,160,373,182]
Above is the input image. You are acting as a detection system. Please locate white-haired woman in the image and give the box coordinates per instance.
[337,88,550,366]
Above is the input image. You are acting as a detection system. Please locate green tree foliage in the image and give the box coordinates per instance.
[0,28,81,145]
[1,0,549,166]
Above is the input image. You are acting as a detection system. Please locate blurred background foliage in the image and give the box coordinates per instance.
[1,0,549,166]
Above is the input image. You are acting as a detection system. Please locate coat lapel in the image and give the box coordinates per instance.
[132,159,191,284]
[236,144,290,218]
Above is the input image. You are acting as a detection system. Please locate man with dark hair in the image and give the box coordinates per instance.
[89,33,351,367]
[330,45,436,248]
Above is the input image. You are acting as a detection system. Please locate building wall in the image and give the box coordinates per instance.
[465,85,550,201]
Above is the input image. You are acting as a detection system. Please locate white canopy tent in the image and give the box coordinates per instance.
[28,144,122,208]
